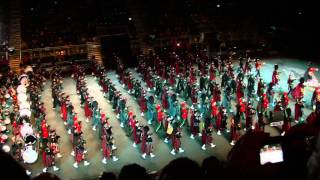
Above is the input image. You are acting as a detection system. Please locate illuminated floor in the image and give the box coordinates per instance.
[24,58,318,179]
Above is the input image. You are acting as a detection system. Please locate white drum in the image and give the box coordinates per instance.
[17,93,28,103]
[2,144,10,153]
[20,108,32,118]
[20,123,34,138]
[19,101,31,110]
[17,85,27,94]
[22,146,38,164]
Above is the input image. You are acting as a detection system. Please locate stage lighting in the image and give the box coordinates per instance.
[176,43,181,47]
[128,17,132,21]
[217,4,221,8]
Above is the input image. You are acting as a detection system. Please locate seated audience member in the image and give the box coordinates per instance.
[307,133,320,180]
[100,172,116,180]
[118,163,150,180]
[201,156,224,180]
[159,157,203,180]
[32,173,60,180]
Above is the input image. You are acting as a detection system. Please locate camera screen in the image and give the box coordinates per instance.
[259,144,283,165]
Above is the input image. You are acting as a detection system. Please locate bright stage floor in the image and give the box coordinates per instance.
[23,58,318,179]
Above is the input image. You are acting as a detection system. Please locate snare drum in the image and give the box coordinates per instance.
[22,145,38,164]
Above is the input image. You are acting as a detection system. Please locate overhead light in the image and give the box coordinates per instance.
[217,4,220,8]
[128,17,132,21]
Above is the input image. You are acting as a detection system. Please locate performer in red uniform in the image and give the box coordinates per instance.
[236,80,245,101]
[141,126,155,159]
[238,97,246,126]
[84,97,93,123]
[42,146,59,172]
[209,63,216,81]
[130,116,140,147]
[230,115,240,146]
[139,91,147,117]
[256,78,266,101]
[291,77,305,100]
[73,135,90,168]
[101,124,119,164]
[169,70,176,87]
[161,87,169,110]
[201,124,216,150]
[170,121,184,155]
[272,64,280,85]
[154,104,163,131]
[282,92,290,109]
[294,98,304,123]
[60,97,67,123]
[255,59,263,78]
[211,98,219,124]
[189,110,201,139]
[180,102,188,126]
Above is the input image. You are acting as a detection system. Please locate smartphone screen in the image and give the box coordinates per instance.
[259,144,284,165]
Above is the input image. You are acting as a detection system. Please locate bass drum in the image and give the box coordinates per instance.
[22,145,38,164]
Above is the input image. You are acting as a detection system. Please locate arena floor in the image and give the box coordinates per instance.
[25,58,319,180]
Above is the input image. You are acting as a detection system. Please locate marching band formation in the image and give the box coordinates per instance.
[0,50,319,175]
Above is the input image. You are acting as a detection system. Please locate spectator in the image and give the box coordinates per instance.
[100,172,116,180]
[32,173,60,180]
[118,163,150,180]
[307,133,320,180]
[201,156,224,180]
[159,157,203,180]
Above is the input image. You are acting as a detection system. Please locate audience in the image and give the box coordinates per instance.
[118,163,150,180]
[201,156,224,180]
[100,172,117,180]
[159,157,203,180]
